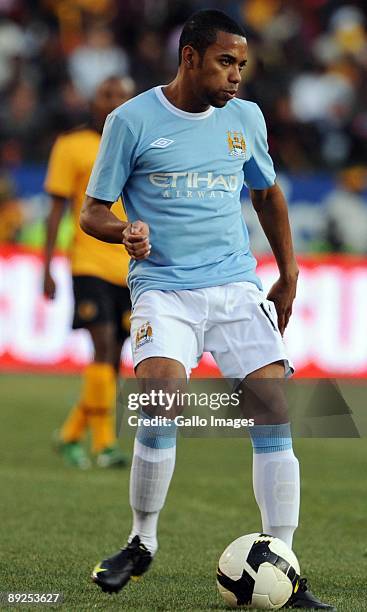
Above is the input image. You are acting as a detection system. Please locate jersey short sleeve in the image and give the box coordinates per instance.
[44,136,76,198]
[243,104,276,190]
[86,112,137,203]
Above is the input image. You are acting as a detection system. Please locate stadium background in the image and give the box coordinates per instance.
[1,0,367,377]
[1,3,367,611]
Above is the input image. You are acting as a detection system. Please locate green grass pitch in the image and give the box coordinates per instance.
[0,374,366,611]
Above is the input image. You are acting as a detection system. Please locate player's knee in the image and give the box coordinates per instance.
[240,380,289,425]
[134,359,187,419]
[259,391,289,424]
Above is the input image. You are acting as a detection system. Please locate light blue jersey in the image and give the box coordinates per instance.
[86,86,276,305]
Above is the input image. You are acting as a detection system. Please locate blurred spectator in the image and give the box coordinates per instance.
[289,64,355,167]
[324,166,367,252]
[0,172,24,243]
[37,35,69,99]
[290,68,355,126]
[0,0,366,172]
[242,0,288,35]
[48,78,89,133]
[313,5,367,63]
[44,0,115,51]
[0,80,46,163]
[131,30,169,92]
[0,18,26,90]
[68,24,129,98]
[266,96,322,171]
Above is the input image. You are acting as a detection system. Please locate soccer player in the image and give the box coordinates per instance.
[81,11,334,609]
[44,76,135,469]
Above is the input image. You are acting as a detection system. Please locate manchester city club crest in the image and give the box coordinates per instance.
[227,130,247,158]
[135,321,153,349]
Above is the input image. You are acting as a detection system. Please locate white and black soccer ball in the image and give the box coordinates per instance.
[217,533,300,609]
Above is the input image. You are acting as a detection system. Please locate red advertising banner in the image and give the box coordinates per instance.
[0,246,366,377]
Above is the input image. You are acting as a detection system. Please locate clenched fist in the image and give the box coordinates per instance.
[122,220,150,260]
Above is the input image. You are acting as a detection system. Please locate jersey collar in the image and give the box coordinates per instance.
[154,86,215,120]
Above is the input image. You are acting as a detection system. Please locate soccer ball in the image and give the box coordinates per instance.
[217,533,300,609]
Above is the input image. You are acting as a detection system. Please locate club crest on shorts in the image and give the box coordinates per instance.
[227,130,246,158]
[135,321,153,349]
[77,300,97,321]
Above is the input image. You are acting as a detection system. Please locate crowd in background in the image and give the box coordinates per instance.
[0,0,367,251]
[0,0,366,169]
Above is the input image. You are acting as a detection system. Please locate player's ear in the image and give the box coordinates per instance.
[182,45,195,69]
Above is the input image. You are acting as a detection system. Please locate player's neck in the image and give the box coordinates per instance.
[163,77,210,114]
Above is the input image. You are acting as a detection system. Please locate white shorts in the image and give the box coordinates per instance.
[130,282,293,379]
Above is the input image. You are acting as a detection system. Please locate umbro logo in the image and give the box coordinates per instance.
[150,138,174,148]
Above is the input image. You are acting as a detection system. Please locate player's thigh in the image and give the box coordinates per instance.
[130,289,202,379]
[72,275,120,364]
[206,283,291,423]
[247,361,285,379]
[135,356,187,418]
[207,282,292,380]
[136,356,186,379]
[72,275,116,331]
[241,360,289,425]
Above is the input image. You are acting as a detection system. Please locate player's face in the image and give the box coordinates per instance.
[93,80,133,121]
[193,31,248,108]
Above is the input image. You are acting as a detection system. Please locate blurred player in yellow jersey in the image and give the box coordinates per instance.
[43,76,135,468]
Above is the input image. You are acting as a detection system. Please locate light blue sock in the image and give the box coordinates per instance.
[129,411,177,553]
[136,410,177,449]
[249,422,293,454]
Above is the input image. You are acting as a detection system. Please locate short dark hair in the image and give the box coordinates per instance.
[178,9,245,64]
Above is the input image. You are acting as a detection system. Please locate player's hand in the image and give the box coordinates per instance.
[266,274,298,336]
[43,270,56,300]
[122,220,150,260]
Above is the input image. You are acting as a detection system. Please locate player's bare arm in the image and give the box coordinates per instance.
[43,195,67,299]
[251,183,299,335]
[122,221,151,260]
[80,195,127,243]
[81,196,150,260]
